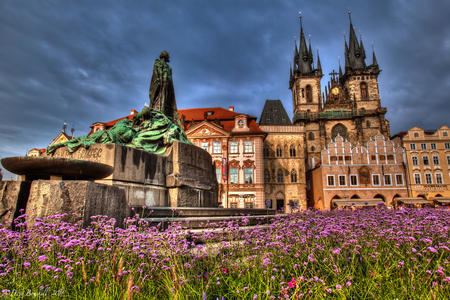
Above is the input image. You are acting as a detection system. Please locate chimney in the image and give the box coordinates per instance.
[130,109,138,115]
[229,106,234,112]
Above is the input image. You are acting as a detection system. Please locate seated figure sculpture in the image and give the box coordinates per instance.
[47,51,191,156]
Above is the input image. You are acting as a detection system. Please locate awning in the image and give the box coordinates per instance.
[431,197,450,203]
[394,197,431,204]
[332,198,384,207]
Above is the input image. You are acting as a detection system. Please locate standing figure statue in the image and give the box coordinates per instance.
[149,51,183,129]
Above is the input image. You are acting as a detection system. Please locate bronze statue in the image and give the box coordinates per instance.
[149,51,183,129]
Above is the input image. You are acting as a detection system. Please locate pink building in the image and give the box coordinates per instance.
[306,133,408,209]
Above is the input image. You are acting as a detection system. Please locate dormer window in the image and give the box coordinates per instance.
[238,120,244,127]
[207,111,214,116]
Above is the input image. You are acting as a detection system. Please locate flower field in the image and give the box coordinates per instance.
[1,208,450,299]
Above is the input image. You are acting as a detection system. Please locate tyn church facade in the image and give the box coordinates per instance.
[290,16,390,170]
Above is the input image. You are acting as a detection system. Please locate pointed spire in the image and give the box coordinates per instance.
[317,49,322,70]
[339,59,343,77]
[297,14,313,74]
[372,44,378,67]
[290,62,293,81]
[346,11,366,70]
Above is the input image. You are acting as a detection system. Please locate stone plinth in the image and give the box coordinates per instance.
[0,181,31,226]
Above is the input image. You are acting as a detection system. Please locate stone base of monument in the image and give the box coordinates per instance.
[0,181,32,227]
[2,141,224,227]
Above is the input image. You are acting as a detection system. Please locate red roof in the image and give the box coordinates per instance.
[86,107,266,136]
[178,107,265,135]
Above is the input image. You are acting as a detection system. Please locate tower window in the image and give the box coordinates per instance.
[263,146,269,157]
[360,82,368,99]
[306,85,312,103]
[291,170,297,183]
[308,132,315,141]
[366,120,371,127]
[264,170,270,183]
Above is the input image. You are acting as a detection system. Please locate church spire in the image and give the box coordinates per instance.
[372,45,378,67]
[296,13,313,74]
[346,11,366,70]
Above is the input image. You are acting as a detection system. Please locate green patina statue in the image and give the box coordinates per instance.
[47,51,192,156]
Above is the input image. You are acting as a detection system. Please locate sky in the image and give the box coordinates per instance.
[1,0,450,179]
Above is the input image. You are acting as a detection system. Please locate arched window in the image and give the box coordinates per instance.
[263,146,269,157]
[306,85,312,103]
[366,120,371,127]
[289,145,296,157]
[331,124,347,141]
[277,170,284,183]
[276,145,282,157]
[308,132,315,141]
[264,170,270,183]
[291,170,297,183]
[311,146,315,152]
[360,82,368,99]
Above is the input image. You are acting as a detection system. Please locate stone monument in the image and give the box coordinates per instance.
[1,51,220,227]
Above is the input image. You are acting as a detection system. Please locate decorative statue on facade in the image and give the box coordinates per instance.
[47,51,191,156]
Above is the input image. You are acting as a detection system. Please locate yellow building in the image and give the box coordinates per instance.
[392,126,450,202]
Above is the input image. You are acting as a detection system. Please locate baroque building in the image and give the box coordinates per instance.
[259,100,307,211]
[290,15,390,171]
[392,126,450,204]
[178,106,267,209]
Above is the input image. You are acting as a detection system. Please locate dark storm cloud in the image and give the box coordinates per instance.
[1,0,450,178]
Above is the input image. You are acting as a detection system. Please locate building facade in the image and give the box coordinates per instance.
[290,16,390,171]
[179,106,267,209]
[306,133,408,209]
[392,126,450,201]
[259,100,307,211]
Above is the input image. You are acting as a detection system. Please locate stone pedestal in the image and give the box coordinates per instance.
[0,181,31,225]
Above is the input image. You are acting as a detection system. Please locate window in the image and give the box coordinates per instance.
[436,173,443,184]
[306,85,312,103]
[447,155,450,165]
[371,155,377,161]
[414,174,421,184]
[433,155,440,165]
[396,174,404,185]
[425,173,432,184]
[338,175,346,186]
[421,143,427,150]
[360,82,368,98]
[244,168,253,184]
[213,142,221,153]
[431,143,437,150]
[373,174,380,186]
[410,144,416,150]
[380,155,386,160]
[263,146,269,157]
[230,168,238,184]
[230,202,238,208]
[443,132,448,137]
[366,120,371,127]
[384,174,392,185]
[201,142,209,151]
[350,175,358,186]
[412,156,419,166]
[276,146,282,157]
[216,168,221,182]
[230,141,238,153]
[445,143,450,150]
[327,175,335,186]
[345,156,351,161]
[290,146,296,157]
[238,120,244,127]
[264,170,270,183]
[387,155,394,161]
[291,170,297,183]
[414,132,419,138]
[245,202,254,208]
[277,170,283,183]
[244,141,252,153]
[423,156,430,165]
[308,132,315,141]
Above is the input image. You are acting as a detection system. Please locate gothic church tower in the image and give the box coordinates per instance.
[290,13,390,170]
